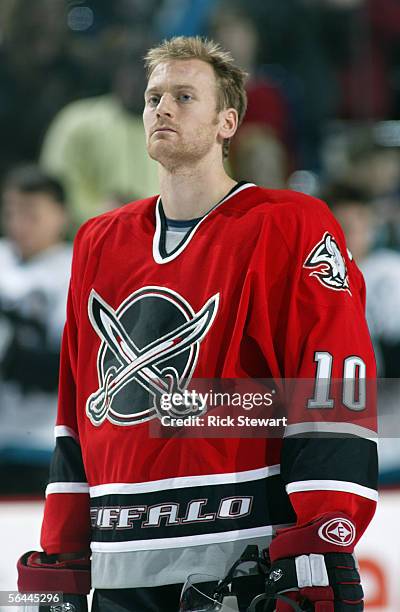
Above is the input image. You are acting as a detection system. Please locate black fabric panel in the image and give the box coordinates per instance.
[333,583,363,602]
[92,585,183,612]
[325,552,357,569]
[48,436,87,484]
[90,474,296,543]
[281,437,378,490]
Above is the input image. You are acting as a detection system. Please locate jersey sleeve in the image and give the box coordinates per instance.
[275,196,378,541]
[40,231,91,555]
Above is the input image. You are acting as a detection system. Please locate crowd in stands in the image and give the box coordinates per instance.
[1,0,400,491]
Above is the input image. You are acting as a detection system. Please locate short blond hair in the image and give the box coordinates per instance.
[144,36,248,158]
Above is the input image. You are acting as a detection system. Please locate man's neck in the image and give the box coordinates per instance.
[158,158,237,221]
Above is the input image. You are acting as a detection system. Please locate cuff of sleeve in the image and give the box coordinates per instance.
[17,552,91,594]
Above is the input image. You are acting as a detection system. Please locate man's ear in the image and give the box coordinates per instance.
[218,108,239,141]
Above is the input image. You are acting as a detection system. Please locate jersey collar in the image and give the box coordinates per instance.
[152,182,256,264]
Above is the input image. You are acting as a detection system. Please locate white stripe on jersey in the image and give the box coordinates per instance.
[284,422,377,441]
[46,482,89,495]
[54,425,79,442]
[286,479,378,501]
[90,523,292,552]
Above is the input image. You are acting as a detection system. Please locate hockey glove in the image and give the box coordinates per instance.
[266,513,363,611]
[17,551,91,611]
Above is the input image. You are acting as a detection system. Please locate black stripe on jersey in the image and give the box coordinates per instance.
[281,437,378,491]
[90,473,296,543]
[47,436,87,484]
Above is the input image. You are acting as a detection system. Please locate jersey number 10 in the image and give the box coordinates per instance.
[308,351,367,412]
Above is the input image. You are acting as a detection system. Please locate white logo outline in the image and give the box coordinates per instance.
[304,232,351,295]
[318,517,356,546]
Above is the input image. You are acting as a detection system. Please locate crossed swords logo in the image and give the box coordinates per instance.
[86,289,219,426]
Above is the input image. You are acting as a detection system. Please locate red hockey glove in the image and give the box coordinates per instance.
[266,513,363,611]
[17,551,91,611]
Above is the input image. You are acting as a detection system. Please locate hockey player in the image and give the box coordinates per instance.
[18,37,377,611]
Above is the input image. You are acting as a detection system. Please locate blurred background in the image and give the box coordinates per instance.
[0,0,400,609]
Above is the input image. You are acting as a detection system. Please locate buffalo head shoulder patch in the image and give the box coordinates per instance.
[304,232,351,294]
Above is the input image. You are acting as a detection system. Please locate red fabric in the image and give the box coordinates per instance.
[302,588,335,612]
[269,513,356,561]
[17,551,91,594]
[270,514,357,611]
[27,551,89,569]
[41,493,91,555]
[39,187,377,561]
[289,490,376,545]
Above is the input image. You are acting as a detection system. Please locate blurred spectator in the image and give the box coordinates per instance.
[346,136,400,201]
[337,0,400,119]
[0,0,86,180]
[40,46,159,226]
[327,183,400,377]
[343,134,400,248]
[232,126,288,189]
[155,0,217,39]
[210,2,296,177]
[65,1,163,97]
[219,0,345,169]
[0,165,72,492]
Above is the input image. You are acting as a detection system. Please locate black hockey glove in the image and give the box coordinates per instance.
[17,551,91,611]
[265,513,363,611]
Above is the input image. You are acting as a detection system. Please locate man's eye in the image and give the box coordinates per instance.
[178,94,192,102]
[148,95,160,106]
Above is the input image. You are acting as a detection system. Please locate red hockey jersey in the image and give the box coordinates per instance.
[41,183,378,588]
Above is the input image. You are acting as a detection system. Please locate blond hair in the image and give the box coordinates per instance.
[144,36,248,158]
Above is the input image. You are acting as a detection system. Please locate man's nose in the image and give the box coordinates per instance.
[156,93,174,117]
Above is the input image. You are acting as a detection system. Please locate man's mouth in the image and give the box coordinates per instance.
[153,127,176,134]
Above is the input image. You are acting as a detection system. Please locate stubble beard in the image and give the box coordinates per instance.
[148,122,219,173]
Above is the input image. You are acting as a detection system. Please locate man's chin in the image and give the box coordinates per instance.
[147,141,209,171]
[148,142,178,164]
